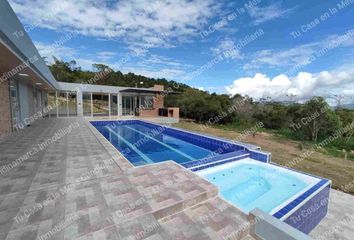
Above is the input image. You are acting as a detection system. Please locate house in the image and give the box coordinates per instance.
[0,0,178,138]
[0,1,345,240]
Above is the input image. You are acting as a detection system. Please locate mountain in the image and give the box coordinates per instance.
[48,59,192,92]
[341,104,354,110]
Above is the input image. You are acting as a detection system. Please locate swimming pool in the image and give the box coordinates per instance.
[92,119,330,234]
[196,159,319,214]
[91,120,254,166]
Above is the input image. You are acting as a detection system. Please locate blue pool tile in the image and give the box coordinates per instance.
[273,212,283,219]
[283,184,330,234]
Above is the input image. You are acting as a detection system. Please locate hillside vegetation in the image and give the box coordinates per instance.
[50,59,354,160]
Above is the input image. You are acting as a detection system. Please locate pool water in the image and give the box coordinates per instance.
[92,121,233,166]
[197,159,318,214]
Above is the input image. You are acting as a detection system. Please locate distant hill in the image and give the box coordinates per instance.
[341,104,354,110]
[48,59,193,92]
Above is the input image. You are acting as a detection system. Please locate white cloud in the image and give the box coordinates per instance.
[97,51,116,61]
[34,41,76,63]
[211,39,243,60]
[225,73,291,100]
[34,40,191,79]
[35,41,116,70]
[243,44,316,69]
[142,54,193,68]
[248,2,296,25]
[119,67,186,80]
[9,0,220,49]
[226,65,354,103]
[195,86,205,91]
[244,29,354,70]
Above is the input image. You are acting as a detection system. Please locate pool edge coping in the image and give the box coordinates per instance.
[84,118,136,171]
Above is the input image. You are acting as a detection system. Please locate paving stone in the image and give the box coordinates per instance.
[0,118,254,240]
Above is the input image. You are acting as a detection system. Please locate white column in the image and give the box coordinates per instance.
[90,92,93,117]
[117,93,119,117]
[56,91,58,118]
[108,94,111,118]
[118,92,121,117]
[66,92,69,117]
[76,91,83,117]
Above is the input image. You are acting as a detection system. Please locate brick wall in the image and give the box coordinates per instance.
[153,84,164,91]
[139,85,180,119]
[138,109,159,117]
[167,107,179,118]
[139,85,164,117]
[153,85,164,108]
[0,80,12,137]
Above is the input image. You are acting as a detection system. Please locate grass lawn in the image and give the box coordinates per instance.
[172,121,354,196]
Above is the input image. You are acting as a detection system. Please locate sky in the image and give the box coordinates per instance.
[9,0,354,104]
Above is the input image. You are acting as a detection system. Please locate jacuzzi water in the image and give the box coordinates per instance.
[197,159,319,214]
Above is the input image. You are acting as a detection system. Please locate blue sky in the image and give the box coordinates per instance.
[9,0,354,103]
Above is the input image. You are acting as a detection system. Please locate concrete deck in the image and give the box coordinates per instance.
[0,118,253,240]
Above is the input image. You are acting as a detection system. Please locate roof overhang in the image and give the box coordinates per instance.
[0,0,59,90]
[0,39,56,90]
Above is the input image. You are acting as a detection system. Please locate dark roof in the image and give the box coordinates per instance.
[120,88,181,95]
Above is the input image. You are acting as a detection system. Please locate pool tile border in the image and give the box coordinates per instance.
[283,183,331,234]
[181,150,249,169]
[273,179,330,221]
[270,162,332,234]
[269,161,332,230]
[138,120,261,150]
[138,120,272,166]
[188,153,251,172]
[90,119,271,168]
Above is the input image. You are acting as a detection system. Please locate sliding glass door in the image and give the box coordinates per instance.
[92,94,109,117]
[9,79,20,129]
[122,95,134,116]
[83,93,92,116]
[110,94,118,116]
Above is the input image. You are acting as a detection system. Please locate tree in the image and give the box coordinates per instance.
[92,64,111,72]
[335,108,354,141]
[297,97,340,141]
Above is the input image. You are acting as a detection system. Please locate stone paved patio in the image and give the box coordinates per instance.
[0,118,253,240]
[2,118,353,240]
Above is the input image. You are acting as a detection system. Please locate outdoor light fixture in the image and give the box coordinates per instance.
[35,83,42,85]
[19,73,29,77]
[135,81,144,88]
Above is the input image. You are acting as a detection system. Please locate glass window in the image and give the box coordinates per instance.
[38,90,43,114]
[68,92,77,116]
[42,92,48,117]
[140,96,154,109]
[83,93,92,116]
[122,95,133,116]
[47,92,57,117]
[93,94,109,116]
[57,92,68,117]
[110,94,118,116]
[9,79,20,128]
